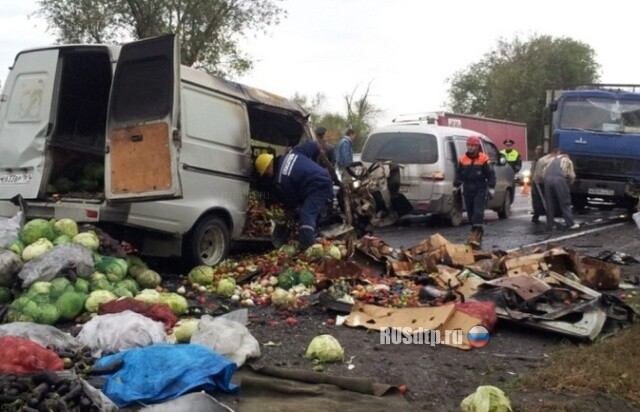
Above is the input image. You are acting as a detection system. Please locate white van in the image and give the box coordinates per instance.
[361,121,515,226]
[0,35,309,266]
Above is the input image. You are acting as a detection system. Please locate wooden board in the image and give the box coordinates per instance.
[110,122,172,194]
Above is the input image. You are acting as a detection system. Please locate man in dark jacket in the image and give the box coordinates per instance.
[254,152,333,250]
[454,135,497,248]
[292,127,339,184]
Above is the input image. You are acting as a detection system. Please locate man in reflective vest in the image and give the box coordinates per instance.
[454,136,496,248]
[500,139,522,173]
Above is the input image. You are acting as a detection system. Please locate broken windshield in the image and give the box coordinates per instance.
[559,96,640,134]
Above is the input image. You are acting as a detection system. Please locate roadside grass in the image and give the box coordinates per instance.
[518,321,640,407]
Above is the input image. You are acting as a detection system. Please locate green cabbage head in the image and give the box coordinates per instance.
[305,334,344,363]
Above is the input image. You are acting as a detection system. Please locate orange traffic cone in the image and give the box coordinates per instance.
[521,180,530,196]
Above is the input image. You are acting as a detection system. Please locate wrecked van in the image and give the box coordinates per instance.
[0,34,309,266]
[361,121,515,226]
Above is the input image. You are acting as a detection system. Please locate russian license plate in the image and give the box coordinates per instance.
[0,173,32,184]
[588,188,614,196]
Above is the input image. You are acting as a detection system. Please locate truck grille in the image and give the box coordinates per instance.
[573,155,640,179]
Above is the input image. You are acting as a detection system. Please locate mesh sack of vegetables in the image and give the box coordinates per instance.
[0,335,64,373]
[455,301,498,332]
[98,298,177,330]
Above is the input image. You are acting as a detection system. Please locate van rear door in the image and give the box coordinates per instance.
[105,34,182,201]
[0,49,58,199]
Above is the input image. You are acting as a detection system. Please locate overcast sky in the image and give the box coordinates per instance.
[2,0,639,127]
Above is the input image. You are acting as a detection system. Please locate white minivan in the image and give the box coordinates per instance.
[0,35,309,266]
[361,120,515,226]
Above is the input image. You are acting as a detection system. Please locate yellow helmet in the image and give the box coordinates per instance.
[255,153,274,176]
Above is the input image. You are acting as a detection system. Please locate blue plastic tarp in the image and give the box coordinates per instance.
[95,343,238,407]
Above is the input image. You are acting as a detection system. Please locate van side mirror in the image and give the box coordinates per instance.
[549,102,558,112]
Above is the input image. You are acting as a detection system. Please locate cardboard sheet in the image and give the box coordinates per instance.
[345,302,481,350]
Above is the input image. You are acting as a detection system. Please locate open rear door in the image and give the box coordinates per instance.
[0,49,59,199]
[105,34,182,201]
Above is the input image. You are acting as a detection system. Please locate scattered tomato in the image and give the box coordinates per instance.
[326,318,335,326]
[398,385,408,394]
[284,317,298,326]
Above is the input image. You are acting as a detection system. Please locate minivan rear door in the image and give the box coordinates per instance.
[0,49,59,199]
[105,34,182,201]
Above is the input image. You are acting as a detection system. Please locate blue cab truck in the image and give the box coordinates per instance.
[544,85,640,211]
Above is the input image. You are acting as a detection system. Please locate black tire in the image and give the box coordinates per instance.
[185,216,230,267]
[498,190,512,219]
[572,194,588,211]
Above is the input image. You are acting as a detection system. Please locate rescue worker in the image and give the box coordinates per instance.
[254,152,334,250]
[500,139,522,173]
[454,135,496,248]
[542,148,579,230]
[530,145,546,223]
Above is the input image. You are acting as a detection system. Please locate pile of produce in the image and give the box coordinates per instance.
[0,371,101,411]
[241,190,294,237]
[0,216,171,326]
[46,161,105,196]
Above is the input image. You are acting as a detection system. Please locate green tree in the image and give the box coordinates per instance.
[344,82,382,151]
[292,83,381,150]
[35,0,285,76]
[291,92,326,127]
[447,34,600,153]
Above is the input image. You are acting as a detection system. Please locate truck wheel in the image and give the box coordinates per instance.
[498,190,512,219]
[572,194,588,211]
[186,216,230,267]
[447,202,464,227]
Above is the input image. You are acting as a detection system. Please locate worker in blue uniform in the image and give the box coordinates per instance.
[255,152,333,250]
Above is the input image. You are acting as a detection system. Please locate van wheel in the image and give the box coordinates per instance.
[498,190,512,219]
[447,202,464,227]
[186,216,230,267]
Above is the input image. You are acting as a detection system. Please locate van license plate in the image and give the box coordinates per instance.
[588,188,614,196]
[0,173,33,184]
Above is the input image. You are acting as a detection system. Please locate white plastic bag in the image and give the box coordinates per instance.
[77,310,167,357]
[0,211,22,247]
[18,243,95,288]
[633,212,640,230]
[190,311,260,367]
[0,322,82,351]
[138,391,234,412]
[0,249,23,286]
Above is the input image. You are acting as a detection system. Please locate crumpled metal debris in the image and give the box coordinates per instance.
[595,250,640,265]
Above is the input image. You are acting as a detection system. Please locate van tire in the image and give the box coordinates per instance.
[186,216,230,267]
[498,190,512,219]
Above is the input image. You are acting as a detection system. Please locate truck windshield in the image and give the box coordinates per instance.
[559,97,640,133]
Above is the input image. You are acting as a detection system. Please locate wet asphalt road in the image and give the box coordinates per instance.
[373,189,640,257]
